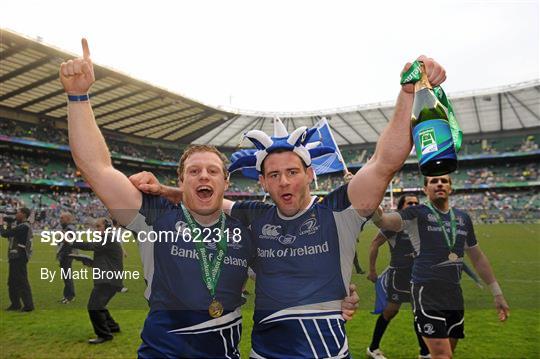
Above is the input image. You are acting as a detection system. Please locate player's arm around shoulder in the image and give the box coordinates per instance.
[371,206,404,232]
[128,171,236,215]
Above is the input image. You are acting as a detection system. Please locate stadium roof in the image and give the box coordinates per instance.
[1,28,539,147]
[0,28,234,143]
[198,81,540,147]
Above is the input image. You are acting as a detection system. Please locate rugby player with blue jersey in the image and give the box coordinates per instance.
[131,55,450,357]
[372,175,510,359]
[366,193,431,359]
[61,39,258,357]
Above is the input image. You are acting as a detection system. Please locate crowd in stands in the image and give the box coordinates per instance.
[1,118,180,162]
[108,141,180,163]
[2,148,538,194]
[463,163,538,186]
[0,190,109,230]
[2,185,537,227]
[2,119,539,166]
[390,162,539,189]
[452,190,540,224]
[0,118,67,144]
[2,145,538,197]
[0,153,83,185]
[1,118,539,224]
[0,152,178,187]
[461,135,539,155]
[227,180,261,194]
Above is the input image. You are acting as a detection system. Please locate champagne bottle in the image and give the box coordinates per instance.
[411,63,457,176]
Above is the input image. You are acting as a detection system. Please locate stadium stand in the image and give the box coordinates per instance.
[1,126,538,224]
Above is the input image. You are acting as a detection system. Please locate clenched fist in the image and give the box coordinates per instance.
[59,38,95,95]
[401,55,446,94]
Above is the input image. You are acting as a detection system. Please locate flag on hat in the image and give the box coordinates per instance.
[229,117,345,180]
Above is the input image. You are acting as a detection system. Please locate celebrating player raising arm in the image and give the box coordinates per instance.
[60,39,255,357]
[60,39,141,225]
[347,56,446,216]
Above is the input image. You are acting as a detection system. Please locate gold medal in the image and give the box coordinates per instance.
[448,252,459,261]
[209,299,224,318]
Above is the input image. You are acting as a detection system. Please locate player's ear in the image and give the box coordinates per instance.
[306,166,314,183]
[224,176,230,191]
[178,178,184,192]
[259,175,267,192]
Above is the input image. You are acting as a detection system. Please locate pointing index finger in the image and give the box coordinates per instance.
[81,38,91,60]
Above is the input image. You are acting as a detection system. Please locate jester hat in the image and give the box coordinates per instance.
[228,118,335,175]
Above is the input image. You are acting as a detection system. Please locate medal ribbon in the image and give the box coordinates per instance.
[181,204,227,298]
[400,60,463,152]
[427,203,457,252]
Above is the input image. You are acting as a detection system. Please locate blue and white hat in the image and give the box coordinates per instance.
[229,118,335,174]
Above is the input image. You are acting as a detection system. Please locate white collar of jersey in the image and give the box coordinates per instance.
[276,196,317,221]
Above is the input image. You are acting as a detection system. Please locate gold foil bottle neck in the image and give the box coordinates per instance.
[414,63,432,91]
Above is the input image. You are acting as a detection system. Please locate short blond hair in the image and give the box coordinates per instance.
[177,144,228,181]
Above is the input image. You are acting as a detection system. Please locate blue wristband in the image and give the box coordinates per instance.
[67,93,90,102]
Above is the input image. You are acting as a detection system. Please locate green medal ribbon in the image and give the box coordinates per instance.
[426,202,457,252]
[401,60,463,152]
[180,204,227,298]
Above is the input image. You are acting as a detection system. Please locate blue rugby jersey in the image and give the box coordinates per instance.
[232,184,367,359]
[380,229,415,268]
[127,194,253,359]
[398,204,477,285]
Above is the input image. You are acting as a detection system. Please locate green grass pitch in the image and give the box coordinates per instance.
[1,223,538,358]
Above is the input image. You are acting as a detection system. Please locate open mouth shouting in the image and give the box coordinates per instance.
[196,185,214,201]
[281,193,293,203]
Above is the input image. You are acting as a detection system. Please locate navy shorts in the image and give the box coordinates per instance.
[386,267,412,304]
[411,281,465,339]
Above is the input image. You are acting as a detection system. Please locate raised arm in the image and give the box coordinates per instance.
[367,231,387,282]
[60,39,141,225]
[466,245,510,321]
[348,56,446,216]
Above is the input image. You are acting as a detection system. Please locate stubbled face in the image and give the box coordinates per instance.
[259,151,313,217]
[402,196,419,209]
[179,151,228,217]
[423,175,452,203]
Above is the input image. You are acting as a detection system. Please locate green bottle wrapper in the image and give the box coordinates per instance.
[401,60,463,152]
